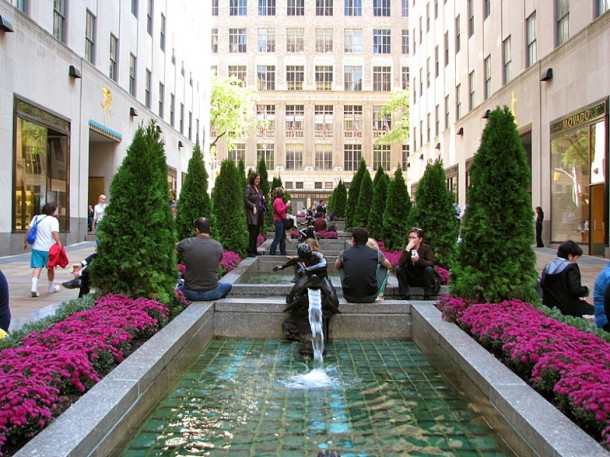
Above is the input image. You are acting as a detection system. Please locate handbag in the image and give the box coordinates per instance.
[26,215,47,245]
[274,206,294,231]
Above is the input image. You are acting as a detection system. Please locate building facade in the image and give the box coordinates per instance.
[409,0,610,255]
[210,0,410,210]
[0,0,210,256]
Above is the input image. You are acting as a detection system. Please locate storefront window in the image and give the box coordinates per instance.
[13,98,69,231]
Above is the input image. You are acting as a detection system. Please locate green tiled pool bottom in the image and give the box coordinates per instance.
[122,339,511,457]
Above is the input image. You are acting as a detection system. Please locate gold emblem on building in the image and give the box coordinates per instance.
[100,85,113,122]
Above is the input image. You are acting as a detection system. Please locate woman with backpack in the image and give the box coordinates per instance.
[23,202,62,297]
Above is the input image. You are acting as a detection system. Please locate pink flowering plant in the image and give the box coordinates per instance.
[439,296,610,449]
[256,234,267,246]
[0,294,172,455]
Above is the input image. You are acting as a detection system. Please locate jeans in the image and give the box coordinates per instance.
[269,220,287,255]
[177,281,232,301]
[339,265,389,303]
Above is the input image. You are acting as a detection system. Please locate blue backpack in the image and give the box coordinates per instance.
[26,215,46,245]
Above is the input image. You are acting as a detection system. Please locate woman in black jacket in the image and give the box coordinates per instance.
[243,173,266,257]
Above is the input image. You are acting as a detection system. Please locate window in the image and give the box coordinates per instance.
[344,29,362,53]
[373,0,390,16]
[229,144,245,162]
[344,66,363,91]
[503,36,511,84]
[316,29,333,53]
[85,10,96,64]
[211,29,218,53]
[413,126,417,149]
[467,0,474,37]
[401,66,410,89]
[230,0,247,16]
[257,104,276,137]
[315,66,333,90]
[229,29,247,53]
[158,83,164,117]
[160,14,166,51]
[444,31,449,66]
[147,0,153,35]
[212,0,218,15]
[259,0,275,15]
[455,15,461,52]
[373,29,391,54]
[435,105,439,136]
[344,144,362,171]
[53,0,66,43]
[13,99,70,232]
[257,65,276,90]
[286,145,303,170]
[402,30,409,54]
[109,34,118,82]
[426,3,430,31]
[373,106,391,133]
[426,58,430,87]
[258,29,276,52]
[15,0,28,14]
[286,66,304,90]
[316,0,333,16]
[374,145,391,170]
[484,55,491,99]
[315,105,333,140]
[286,105,304,138]
[287,28,304,52]
[483,0,490,18]
[419,17,422,43]
[228,65,247,85]
[556,0,569,46]
[143,71,151,109]
[129,54,136,96]
[179,103,184,133]
[131,0,138,16]
[170,94,175,126]
[597,0,609,17]
[257,144,275,169]
[402,0,409,16]
[456,84,461,120]
[413,77,417,103]
[526,13,537,68]
[434,46,439,77]
[468,71,475,111]
[444,95,449,128]
[344,105,362,138]
[295,182,304,190]
[419,68,423,96]
[287,0,304,15]
[188,111,192,140]
[435,0,438,18]
[402,144,410,170]
[345,0,362,16]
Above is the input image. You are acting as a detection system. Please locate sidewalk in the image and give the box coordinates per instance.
[1,243,607,333]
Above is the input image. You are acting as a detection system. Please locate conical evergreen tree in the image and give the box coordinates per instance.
[353,170,373,228]
[408,159,459,269]
[345,159,368,229]
[213,159,249,256]
[90,121,177,304]
[238,159,248,190]
[450,106,537,303]
[331,180,347,218]
[271,175,282,190]
[257,156,273,232]
[368,172,389,240]
[382,167,411,251]
[175,142,211,242]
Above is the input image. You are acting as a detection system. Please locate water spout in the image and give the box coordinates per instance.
[308,288,324,362]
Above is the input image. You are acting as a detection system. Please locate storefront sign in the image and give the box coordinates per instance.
[551,101,607,135]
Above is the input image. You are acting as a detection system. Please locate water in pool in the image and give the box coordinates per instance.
[122,339,511,456]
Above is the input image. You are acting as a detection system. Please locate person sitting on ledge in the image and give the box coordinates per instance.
[176,217,232,301]
[395,227,436,300]
[540,240,594,317]
[335,227,392,303]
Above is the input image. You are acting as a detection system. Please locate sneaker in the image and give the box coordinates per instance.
[48,284,61,293]
[31,290,39,297]
[377,295,384,301]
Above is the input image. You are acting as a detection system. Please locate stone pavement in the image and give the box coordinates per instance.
[1,242,608,333]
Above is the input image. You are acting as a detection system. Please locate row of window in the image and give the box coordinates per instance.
[212,0,408,17]
[217,65,409,92]
[213,28,405,55]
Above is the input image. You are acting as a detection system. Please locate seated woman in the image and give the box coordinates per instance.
[540,240,594,317]
[313,212,328,232]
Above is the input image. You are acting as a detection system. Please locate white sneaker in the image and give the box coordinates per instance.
[31,290,39,297]
[48,284,60,293]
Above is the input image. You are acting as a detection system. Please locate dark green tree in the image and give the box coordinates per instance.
[368,171,389,240]
[175,142,211,242]
[212,159,249,256]
[345,159,368,229]
[408,159,459,269]
[238,159,248,190]
[257,156,273,232]
[450,106,537,303]
[330,180,347,218]
[382,167,411,251]
[353,170,373,228]
[90,121,177,304]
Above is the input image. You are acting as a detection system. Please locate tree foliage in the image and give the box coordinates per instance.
[257,156,273,231]
[329,180,347,218]
[212,159,249,256]
[353,170,373,228]
[408,159,459,269]
[382,167,411,251]
[175,142,212,242]
[345,159,368,229]
[375,90,410,146]
[237,159,248,190]
[368,169,389,240]
[90,121,177,304]
[450,106,538,303]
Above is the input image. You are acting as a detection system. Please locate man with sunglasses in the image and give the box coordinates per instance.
[176,217,232,301]
[395,227,436,300]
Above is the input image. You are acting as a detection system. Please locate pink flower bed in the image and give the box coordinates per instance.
[256,234,267,246]
[438,295,610,449]
[221,251,242,271]
[0,294,171,455]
